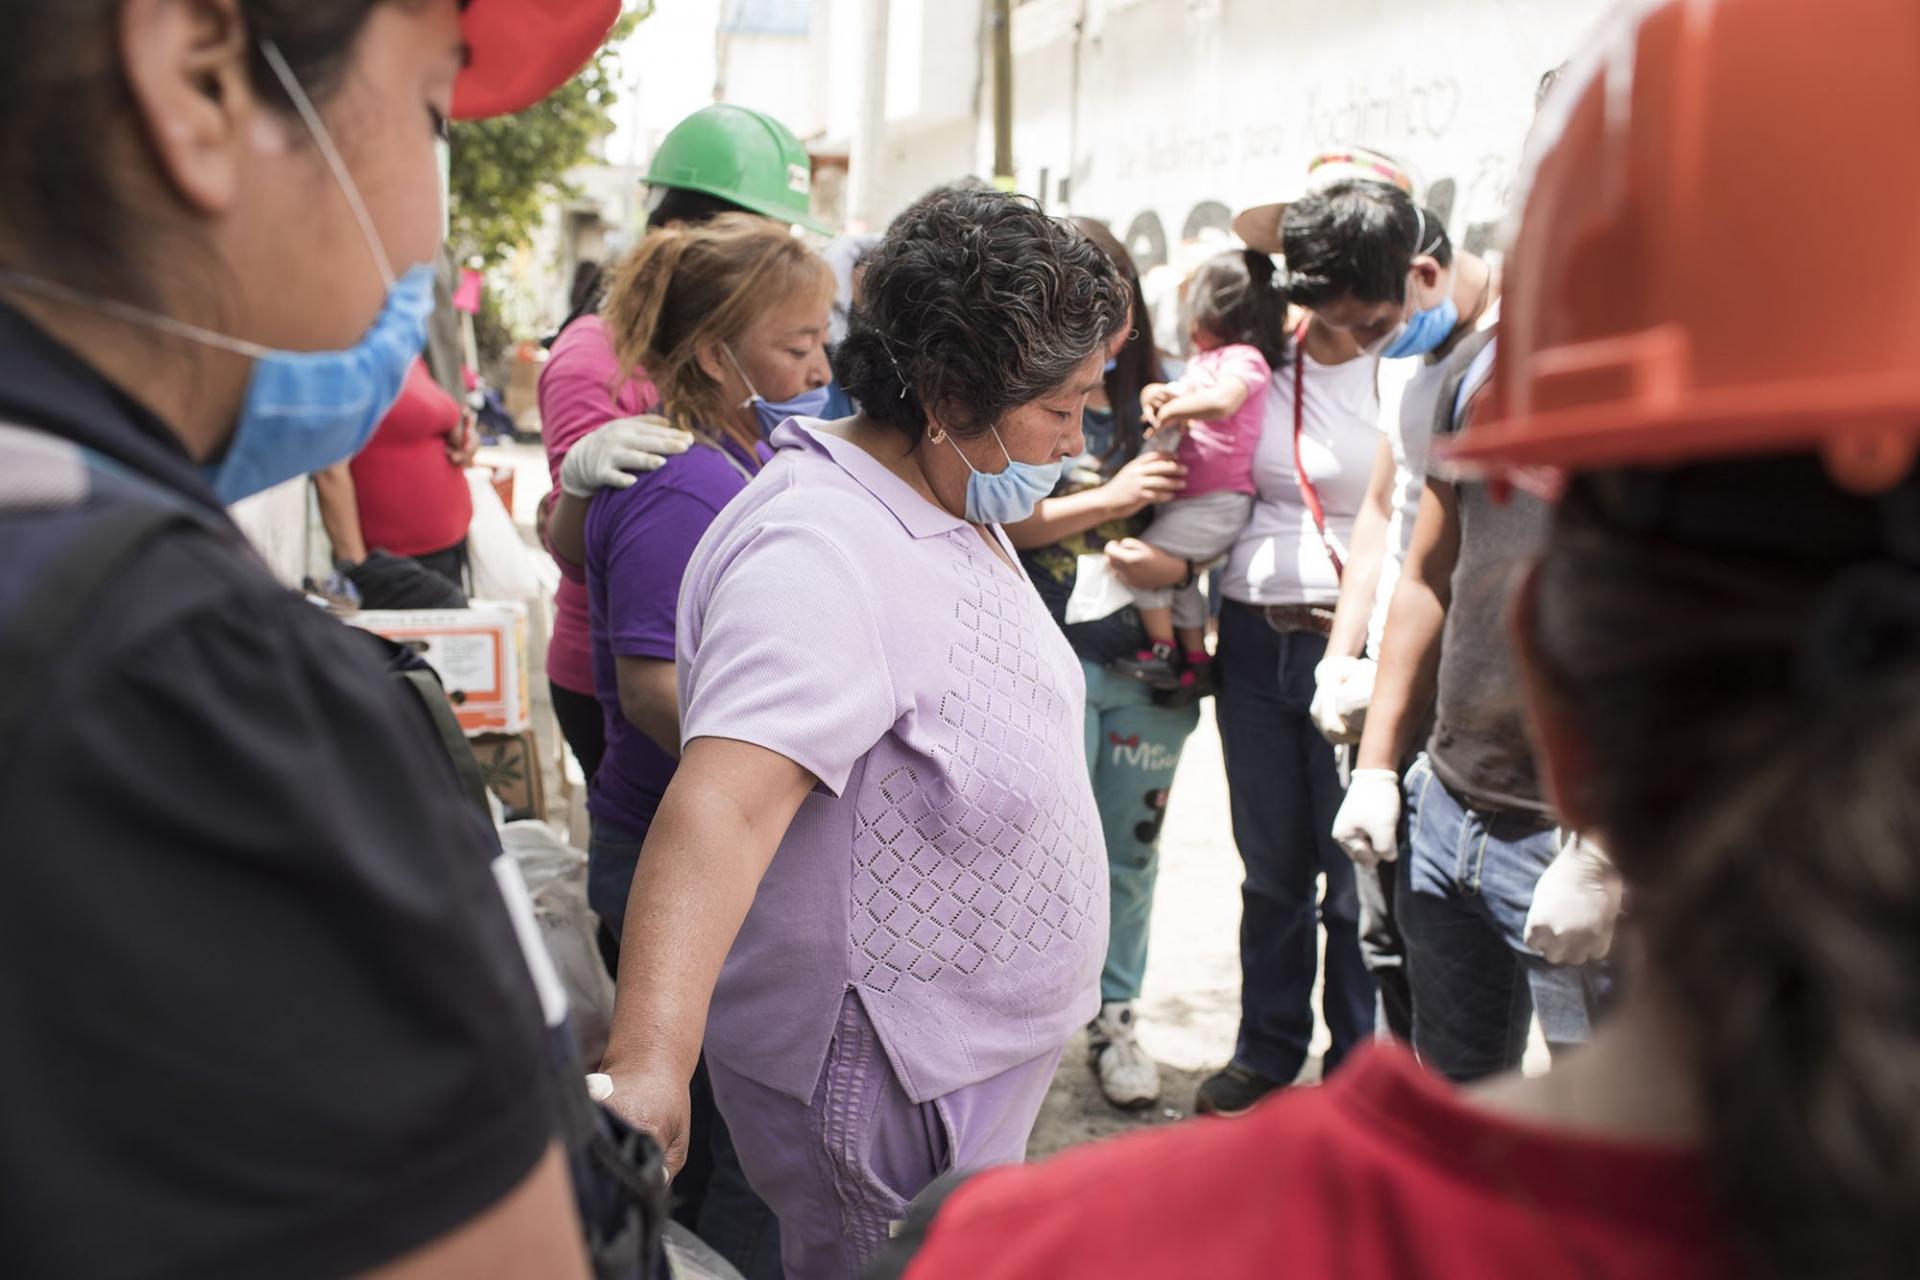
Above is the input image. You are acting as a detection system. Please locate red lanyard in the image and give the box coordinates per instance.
[1293,323,1345,580]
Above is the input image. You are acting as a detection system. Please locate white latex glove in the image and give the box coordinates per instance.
[559,415,693,497]
[1311,655,1377,745]
[1525,833,1623,966]
[1332,768,1402,868]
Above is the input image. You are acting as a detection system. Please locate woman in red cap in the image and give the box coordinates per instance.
[0,2,629,1277]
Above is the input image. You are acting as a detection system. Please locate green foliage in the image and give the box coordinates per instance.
[448,7,648,265]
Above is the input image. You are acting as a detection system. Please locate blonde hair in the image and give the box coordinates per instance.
[602,214,833,440]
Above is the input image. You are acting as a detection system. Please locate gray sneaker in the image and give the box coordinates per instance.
[1087,1001,1161,1110]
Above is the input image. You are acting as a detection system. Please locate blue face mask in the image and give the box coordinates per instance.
[726,345,832,437]
[946,427,1064,525]
[1378,295,1460,359]
[207,264,436,503]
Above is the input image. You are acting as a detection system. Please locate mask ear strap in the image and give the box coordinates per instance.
[990,426,1017,468]
[259,40,396,289]
[720,344,760,408]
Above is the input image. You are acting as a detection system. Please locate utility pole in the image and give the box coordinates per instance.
[848,0,892,228]
[991,0,1014,191]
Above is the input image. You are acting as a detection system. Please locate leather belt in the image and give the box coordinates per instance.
[1235,600,1335,636]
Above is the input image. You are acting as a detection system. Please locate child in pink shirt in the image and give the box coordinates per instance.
[1110,249,1290,693]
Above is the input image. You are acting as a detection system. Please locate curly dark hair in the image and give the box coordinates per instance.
[839,188,1128,443]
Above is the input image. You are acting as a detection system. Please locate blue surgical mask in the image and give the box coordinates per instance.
[1378,295,1460,359]
[208,264,436,503]
[945,427,1064,525]
[725,346,832,437]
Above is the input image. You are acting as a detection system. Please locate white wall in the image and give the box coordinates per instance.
[1007,0,1616,271]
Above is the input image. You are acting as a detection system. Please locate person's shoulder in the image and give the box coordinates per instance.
[1216,341,1271,367]
[730,442,908,545]
[594,443,749,518]
[546,312,609,362]
[541,314,625,394]
[907,1085,1362,1278]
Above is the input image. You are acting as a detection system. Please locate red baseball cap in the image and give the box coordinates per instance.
[452,0,624,121]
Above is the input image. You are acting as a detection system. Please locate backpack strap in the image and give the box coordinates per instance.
[396,665,495,820]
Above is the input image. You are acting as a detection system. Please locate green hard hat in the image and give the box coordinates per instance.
[645,104,831,234]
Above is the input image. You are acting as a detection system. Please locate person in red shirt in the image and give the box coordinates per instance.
[879,3,1920,1277]
[317,354,477,594]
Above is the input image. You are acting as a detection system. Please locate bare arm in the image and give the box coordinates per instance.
[1353,478,1461,772]
[547,491,590,569]
[1001,453,1188,550]
[1324,436,1398,661]
[367,1144,589,1280]
[1152,375,1250,432]
[598,738,817,1171]
[313,464,367,566]
[615,656,680,759]
[1104,538,1194,590]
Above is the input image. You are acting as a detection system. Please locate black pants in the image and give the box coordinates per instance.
[412,539,470,594]
[550,680,607,784]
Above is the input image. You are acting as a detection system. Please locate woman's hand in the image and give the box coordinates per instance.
[596,1064,692,1178]
[1105,537,1192,590]
[1139,383,1174,423]
[1103,452,1188,517]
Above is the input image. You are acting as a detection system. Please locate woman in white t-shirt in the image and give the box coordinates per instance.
[1115,313,1381,1116]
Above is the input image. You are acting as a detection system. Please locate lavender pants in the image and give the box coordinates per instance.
[706,992,1060,1279]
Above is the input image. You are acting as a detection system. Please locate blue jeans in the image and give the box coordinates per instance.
[1080,660,1201,1003]
[1398,754,1609,1083]
[1215,602,1375,1082]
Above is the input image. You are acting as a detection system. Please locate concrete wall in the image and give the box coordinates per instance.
[1004,0,1615,272]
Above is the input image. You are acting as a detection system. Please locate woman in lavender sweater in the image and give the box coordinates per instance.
[597,188,1130,1279]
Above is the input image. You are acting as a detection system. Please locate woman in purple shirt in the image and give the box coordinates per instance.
[546,215,832,1278]
[598,188,1130,1279]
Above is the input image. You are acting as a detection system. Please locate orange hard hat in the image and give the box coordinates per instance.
[453,0,623,121]
[1446,0,1920,494]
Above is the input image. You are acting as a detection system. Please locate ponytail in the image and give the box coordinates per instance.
[601,225,692,391]
[1238,250,1293,369]
[1187,249,1291,371]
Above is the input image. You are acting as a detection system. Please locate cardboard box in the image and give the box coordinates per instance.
[471,729,546,822]
[350,601,530,735]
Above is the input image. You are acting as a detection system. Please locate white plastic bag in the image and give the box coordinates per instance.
[497,820,616,1064]
[466,470,557,605]
[1065,552,1136,624]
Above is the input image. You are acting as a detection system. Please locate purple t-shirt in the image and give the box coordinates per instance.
[585,436,767,838]
[677,420,1108,1104]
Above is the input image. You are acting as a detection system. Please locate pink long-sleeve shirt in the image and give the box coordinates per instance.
[538,314,660,696]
